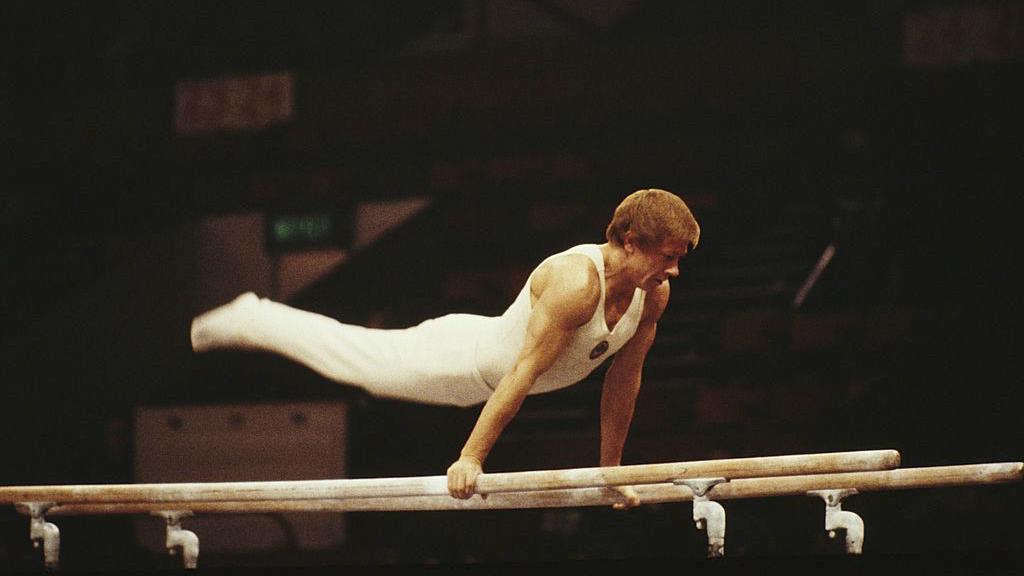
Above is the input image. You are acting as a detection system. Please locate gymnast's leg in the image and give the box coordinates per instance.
[189,292,405,390]
[190,293,494,406]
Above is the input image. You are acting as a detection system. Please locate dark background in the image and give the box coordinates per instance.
[2,1,1022,572]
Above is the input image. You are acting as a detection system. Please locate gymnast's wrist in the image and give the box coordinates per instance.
[458,453,484,466]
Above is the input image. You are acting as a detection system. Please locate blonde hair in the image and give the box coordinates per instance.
[605,188,700,250]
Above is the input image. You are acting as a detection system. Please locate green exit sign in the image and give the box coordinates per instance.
[266,212,347,251]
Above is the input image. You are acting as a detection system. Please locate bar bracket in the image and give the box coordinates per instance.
[807,488,863,554]
[15,502,60,570]
[152,510,199,569]
[674,477,729,558]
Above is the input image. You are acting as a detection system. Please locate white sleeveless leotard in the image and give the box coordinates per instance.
[474,244,646,395]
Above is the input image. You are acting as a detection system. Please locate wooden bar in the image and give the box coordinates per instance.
[0,450,900,505]
[708,461,1023,500]
[28,462,1022,516]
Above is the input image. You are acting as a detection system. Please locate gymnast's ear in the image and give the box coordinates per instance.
[622,231,639,254]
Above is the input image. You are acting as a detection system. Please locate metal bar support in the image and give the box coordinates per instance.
[14,502,60,570]
[808,489,863,554]
[674,477,729,558]
[152,511,199,569]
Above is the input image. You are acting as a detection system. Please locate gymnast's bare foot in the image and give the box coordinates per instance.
[190,292,259,353]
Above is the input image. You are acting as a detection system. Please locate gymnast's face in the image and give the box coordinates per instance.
[627,237,689,291]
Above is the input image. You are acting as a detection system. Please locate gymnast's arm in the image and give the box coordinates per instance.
[447,256,600,499]
[599,279,670,509]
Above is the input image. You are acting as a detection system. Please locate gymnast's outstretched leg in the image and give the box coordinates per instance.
[188,293,493,407]
[190,292,405,391]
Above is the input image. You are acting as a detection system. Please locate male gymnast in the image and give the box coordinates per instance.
[191,188,700,508]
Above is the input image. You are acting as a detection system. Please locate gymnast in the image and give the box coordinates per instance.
[190,188,700,508]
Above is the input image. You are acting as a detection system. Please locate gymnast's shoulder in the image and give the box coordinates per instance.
[530,253,601,310]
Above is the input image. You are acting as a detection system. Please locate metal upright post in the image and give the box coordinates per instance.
[153,511,199,569]
[807,489,864,554]
[674,478,729,558]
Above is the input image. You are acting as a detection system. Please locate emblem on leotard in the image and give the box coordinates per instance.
[590,340,609,359]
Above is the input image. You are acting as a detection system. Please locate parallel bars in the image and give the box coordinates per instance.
[2,450,1020,570]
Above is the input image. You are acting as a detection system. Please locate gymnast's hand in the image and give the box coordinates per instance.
[611,485,640,510]
[447,455,483,499]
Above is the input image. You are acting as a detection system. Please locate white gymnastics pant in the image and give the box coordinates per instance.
[190,293,496,407]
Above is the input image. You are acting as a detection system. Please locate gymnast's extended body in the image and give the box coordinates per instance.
[190,189,701,507]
